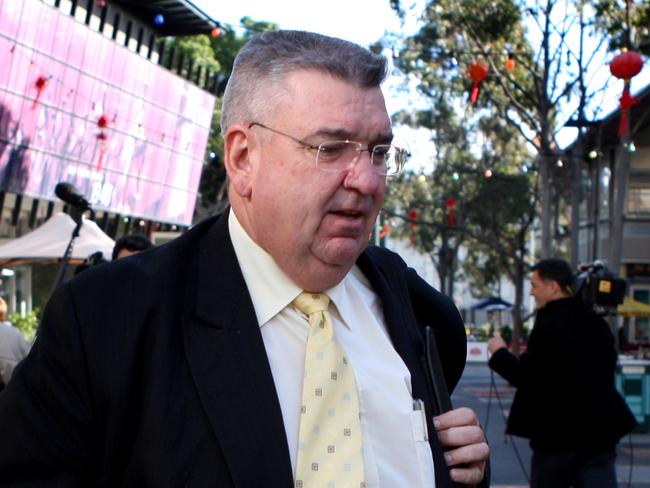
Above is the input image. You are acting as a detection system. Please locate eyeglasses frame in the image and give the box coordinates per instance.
[248,122,407,176]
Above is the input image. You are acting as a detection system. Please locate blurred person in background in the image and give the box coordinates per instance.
[488,258,635,488]
[0,297,31,390]
[111,233,153,260]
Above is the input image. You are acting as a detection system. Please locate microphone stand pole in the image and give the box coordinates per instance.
[51,206,94,293]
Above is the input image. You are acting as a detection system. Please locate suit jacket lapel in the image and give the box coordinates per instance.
[182,213,293,487]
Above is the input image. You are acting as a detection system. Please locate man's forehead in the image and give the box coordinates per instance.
[276,69,391,136]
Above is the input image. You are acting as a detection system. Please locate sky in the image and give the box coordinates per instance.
[192,0,403,48]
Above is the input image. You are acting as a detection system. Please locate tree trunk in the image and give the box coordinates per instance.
[539,153,552,258]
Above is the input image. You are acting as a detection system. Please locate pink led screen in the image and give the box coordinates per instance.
[0,0,215,225]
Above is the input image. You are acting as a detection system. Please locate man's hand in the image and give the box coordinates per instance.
[487,332,507,354]
[434,407,489,486]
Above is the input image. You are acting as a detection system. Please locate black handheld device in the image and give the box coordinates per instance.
[425,326,453,415]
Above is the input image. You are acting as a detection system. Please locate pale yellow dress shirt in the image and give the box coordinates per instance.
[228,209,435,487]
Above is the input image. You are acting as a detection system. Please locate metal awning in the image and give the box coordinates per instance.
[110,0,219,36]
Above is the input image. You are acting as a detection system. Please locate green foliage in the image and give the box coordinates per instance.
[460,243,502,297]
[384,82,535,298]
[162,35,221,85]
[464,172,534,237]
[9,308,40,341]
[211,18,278,82]
[594,0,650,55]
[393,0,537,119]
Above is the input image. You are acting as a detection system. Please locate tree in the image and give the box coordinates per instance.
[382,29,537,348]
[389,0,621,264]
[462,170,536,354]
[383,101,536,320]
[595,0,650,55]
[383,170,466,298]
[382,88,478,298]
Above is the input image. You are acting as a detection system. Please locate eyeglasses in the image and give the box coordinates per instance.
[249,122,409,176]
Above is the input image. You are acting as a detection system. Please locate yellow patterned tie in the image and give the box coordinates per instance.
[292,292,365,488]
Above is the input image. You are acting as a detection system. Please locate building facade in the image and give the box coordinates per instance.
[0,0,218,312]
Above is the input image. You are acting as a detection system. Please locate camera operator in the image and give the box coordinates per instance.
[487,258,636,488]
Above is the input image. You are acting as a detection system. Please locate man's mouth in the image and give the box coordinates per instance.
[332,209,364,219]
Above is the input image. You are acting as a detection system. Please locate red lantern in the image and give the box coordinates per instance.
[210,27,223,38]
[445,197,457,227]
[32,75,48,109]
[97,0,106,8]
[609,50,644,137]
[468,62,489,103]
[610,51,643,79]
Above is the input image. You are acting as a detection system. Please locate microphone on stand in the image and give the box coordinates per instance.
[54,182,92,210]
[49,181,96,295]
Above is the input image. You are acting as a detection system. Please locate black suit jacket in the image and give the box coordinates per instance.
[0,213,474,487]
[489,297,636,454]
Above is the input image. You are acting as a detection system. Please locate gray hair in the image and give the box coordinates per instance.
[221,30,388,134]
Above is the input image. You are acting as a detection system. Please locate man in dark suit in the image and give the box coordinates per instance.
[488,258,636,488]
[0,30,488,487]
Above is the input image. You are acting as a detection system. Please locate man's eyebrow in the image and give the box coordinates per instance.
[309,128,394,143]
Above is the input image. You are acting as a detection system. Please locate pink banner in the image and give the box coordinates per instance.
[0,0,215,225]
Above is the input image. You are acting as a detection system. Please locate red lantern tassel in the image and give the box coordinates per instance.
[618,82,638,137]
[470,82,481,103]
[448,209,455,227]
[445,197,457,226]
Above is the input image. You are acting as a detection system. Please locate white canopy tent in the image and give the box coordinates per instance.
[0,213,115,266]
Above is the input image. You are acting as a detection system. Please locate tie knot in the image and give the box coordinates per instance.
[292,292,330,316]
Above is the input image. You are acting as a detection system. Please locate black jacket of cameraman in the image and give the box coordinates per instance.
[489,297,636,454]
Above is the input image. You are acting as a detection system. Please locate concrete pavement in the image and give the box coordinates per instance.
[453,363,650,487]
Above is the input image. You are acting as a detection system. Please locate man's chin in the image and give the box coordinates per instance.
[322,236,367,263]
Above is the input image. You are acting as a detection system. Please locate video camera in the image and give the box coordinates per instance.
[572,261,626,314]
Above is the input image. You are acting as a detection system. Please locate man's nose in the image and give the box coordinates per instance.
[343,151,383,193]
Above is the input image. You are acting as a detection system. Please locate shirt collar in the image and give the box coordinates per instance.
[228,209,357,330]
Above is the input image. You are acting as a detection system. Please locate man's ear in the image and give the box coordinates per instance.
[224,124,254,198]
[550,280,563,297]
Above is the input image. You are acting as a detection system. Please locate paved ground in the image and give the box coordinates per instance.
[453,363,650,488]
